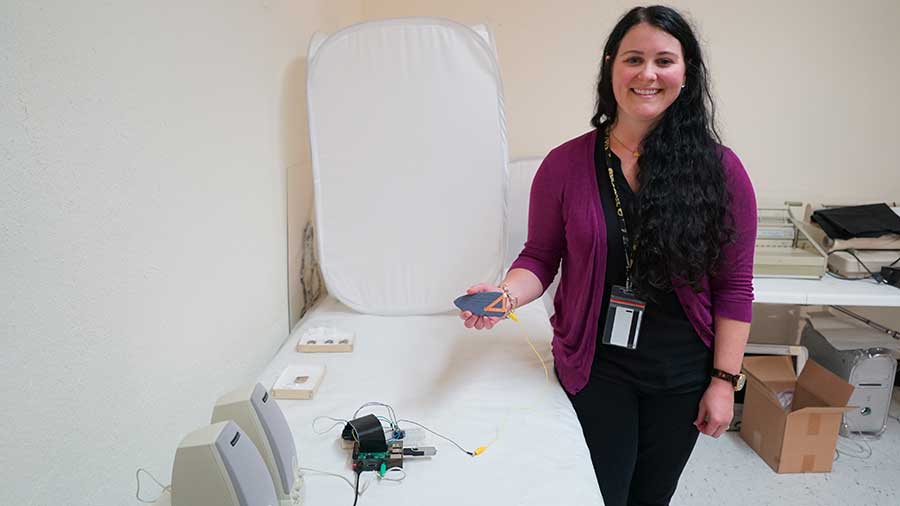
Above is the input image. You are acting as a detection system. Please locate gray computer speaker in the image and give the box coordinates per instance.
[212,383,298,505]
[172,420,278,506]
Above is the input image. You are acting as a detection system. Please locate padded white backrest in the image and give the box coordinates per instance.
[507,157,557,315]
[506,157,543,267]
[307,18,508,315]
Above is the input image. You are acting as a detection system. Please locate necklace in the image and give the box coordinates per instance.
[610,129,640,158]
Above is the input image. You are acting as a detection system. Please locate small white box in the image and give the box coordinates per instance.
[271,364,326,400]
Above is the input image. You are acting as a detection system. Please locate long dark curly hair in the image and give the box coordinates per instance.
[591,5,734,295]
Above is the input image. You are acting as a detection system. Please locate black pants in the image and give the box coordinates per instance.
[565,374,705,506]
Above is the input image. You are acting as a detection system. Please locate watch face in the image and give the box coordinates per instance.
[735,374,747,391]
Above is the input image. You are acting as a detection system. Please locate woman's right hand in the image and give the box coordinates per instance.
[458,283,504,330]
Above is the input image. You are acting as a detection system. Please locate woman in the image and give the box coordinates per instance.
[459,6,757,506]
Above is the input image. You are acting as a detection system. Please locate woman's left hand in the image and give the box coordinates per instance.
[693,379,734,438]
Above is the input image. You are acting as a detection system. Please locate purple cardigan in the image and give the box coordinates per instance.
[510,130,757,395]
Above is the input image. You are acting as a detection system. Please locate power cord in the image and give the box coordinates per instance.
[352,470,361,506]
[889,402,900,425]
[317,402,488,456]
[313,416,350,434]
[395,418,485,456]
[137,464,343,506]
[298,466,358,492]
[830,305,900,339]
[834,418,878,461]
[298,465,373,506]
[377,467,406,482]
[381,328,552,458]
[353,402,399,430]
[826,249,900,282]
[523,332,550,383]
[135,468,171,504]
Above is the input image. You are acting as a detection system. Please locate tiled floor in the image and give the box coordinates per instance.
[675,388,900,506]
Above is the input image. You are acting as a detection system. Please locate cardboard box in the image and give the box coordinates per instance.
[729,344,809,432]
[739,356,854,473]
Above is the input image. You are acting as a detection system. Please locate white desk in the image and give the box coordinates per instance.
[754,276,900,306]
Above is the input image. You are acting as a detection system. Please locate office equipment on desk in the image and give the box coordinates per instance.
[811,203,900,240]
[800,311,898,435]
[754,203,827,279]
[827,250,900,278]
[801,203,900,279]
[882,266,900,288]
[172,421,279,506]
[211,383,299,505]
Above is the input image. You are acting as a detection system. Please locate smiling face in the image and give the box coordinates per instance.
[610,22,686,126]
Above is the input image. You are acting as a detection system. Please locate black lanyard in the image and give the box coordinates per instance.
[603,128,636,292]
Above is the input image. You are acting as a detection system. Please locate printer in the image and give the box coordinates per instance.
[800,311,898,435]
[754,203,828,279]
[803,203,900,278]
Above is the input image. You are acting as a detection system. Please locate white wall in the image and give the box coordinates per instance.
[362,0,900,205]
[0,2,360,505]
[360,0,900,351]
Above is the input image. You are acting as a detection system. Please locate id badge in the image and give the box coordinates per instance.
[601,285,646,349]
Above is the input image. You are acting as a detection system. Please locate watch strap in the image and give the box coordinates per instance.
[711,368,738,386]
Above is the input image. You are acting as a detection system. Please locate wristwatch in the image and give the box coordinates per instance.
[711,368,746,391]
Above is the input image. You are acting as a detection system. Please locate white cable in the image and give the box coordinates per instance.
[836,437,872,460]
[298,466,357,492]
[353,402,400,428]
[396,418,474,456]
[889,406,900,424]
[312,415,349,435]
[290,466,306,506]
[835,418,875,460]
[135,468,172,504]
[291,467,372,506]
[378,467,407,483]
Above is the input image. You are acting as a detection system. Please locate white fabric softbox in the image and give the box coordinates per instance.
[307,19,509,315]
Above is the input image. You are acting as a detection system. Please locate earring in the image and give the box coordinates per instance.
[681,83,686,89]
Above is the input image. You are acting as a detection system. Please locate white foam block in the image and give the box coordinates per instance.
[271,364,326,400]
[296,326,355,353]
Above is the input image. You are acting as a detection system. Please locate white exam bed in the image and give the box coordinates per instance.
[260,18,602,505]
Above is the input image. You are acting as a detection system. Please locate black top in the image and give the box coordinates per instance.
[591,133,712,394]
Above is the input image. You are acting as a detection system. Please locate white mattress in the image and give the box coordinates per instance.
[258,296,602,505]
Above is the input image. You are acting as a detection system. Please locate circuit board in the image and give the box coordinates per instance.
[352,441,403,474]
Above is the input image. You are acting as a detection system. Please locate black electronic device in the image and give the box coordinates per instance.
[342,414,437,476]
[341,414,387,452]
[352,440,404,474]
[342,414,400,474]
[880,266,900,288]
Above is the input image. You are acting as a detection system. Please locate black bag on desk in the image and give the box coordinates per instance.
[811,203,900,240]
